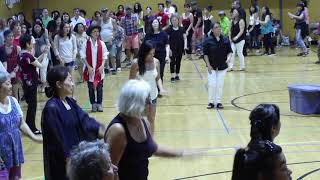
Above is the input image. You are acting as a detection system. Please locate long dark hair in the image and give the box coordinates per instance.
[52,15,61,31]
[301,0,308,7]
[45,65,70,98]
[137,40,155,76]
[134,2,142,14]
[58,22,71,39]
[151,18,162,34]
[32,21,45,38]
[249,5,258,15]
[248,104,280,146]
[262,6,272,21]
[232,140,283,180]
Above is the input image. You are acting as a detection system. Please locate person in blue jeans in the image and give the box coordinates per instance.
[288,2,308,57]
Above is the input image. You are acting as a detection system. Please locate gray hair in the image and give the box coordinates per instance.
[170,13,180,24]
[117,80,151,118]
[67,140,112,180]
[0,71,10,85]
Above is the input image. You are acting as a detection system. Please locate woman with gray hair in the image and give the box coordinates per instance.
[104,79,183,180]
[0,71,42,180]
[67,140,118,180]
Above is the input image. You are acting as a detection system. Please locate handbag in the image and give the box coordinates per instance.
[0,153,9,180]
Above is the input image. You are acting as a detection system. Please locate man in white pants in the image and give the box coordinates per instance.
[203,22,232,109]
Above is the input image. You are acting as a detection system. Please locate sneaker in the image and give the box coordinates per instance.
[91,104,97,112]
[97,104,103,112]
[239,68,245,72]
[315,61,320,64]
[297,52,304,56]
[33,129,42,135]
[170,77,175,83]
[117,68,122,72]
[175,76,180,81]
[216,103,224,109]
[126,62,132,67]
[228,68,234,72]
[104,68,110,74]
[207,103,215,109]
[111,70,117,75]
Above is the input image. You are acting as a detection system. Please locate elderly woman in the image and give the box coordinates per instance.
[41,65,106,180]
[0,71,42,180]
[67,140,118,180]
[105,80,183,180]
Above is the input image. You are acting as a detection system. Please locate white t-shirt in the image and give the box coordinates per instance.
[0,96,23,117]
[80,38,109,82]
[0,62,6,72]
[164,6,176,16]
[70,16,86,30]
[54,34,77,63]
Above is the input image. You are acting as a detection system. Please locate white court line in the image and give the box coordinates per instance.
[24,176,43,180]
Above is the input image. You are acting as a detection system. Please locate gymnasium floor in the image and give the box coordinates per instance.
[21,47,320,180]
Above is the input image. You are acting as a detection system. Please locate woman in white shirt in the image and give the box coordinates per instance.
[248,5,261,53]
[129,40,166,134]
[80,25,108,113]
[54,22,77,72]
[74,23,87,83]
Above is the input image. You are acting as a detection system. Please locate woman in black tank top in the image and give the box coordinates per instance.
[105,80,185,180]
[229,8,246,71]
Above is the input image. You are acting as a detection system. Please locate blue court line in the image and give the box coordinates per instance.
[191,59,231,135]
[216,109,231,134]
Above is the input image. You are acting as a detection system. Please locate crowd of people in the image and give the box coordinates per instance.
[0,0,315,179]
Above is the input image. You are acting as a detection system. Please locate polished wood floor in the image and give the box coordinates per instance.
[21,47,320,180]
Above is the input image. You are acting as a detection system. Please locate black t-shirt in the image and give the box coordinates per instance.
[166,26,185,54]
[144,31,169,61]
[192,8,203,27]
[203,34,232,70]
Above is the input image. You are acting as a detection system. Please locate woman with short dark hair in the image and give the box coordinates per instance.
[203,22,232,109]
[41,65,106,180]
[19,33,49,134]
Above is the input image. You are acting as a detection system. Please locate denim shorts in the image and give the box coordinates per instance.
[105,42,117,58]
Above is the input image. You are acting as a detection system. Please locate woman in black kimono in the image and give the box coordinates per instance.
[41,65,106,180]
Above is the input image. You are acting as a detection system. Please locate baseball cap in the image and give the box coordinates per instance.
[101,7,108,12]
[218,11,226,15]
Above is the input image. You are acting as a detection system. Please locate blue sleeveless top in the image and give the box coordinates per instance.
[0,97,24,169]
[106,114,157,180]
[261,15,274,35]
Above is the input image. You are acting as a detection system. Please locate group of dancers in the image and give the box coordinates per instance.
[0,0,314,179]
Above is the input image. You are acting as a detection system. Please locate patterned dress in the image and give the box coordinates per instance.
[0,96,24,169]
